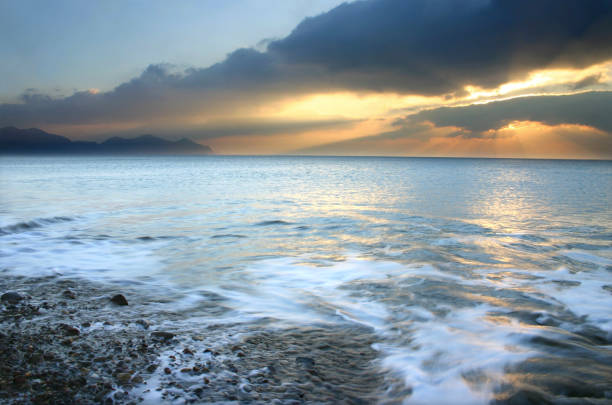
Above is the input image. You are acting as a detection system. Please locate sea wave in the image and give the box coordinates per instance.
[0,216,74,235]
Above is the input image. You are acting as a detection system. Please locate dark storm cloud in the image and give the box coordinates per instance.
[409,91,612,136]
[1,0,611,128]
[270,0,612,93]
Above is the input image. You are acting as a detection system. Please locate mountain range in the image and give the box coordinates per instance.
[0,127,213,155]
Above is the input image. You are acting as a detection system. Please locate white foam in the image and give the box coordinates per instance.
[534,267,612,334]
[0,230,166,282]
[376,304,538,404]
[562,250,612,267]
[214,256,398,330]
[210,256,549,403]
[475,264,612,334]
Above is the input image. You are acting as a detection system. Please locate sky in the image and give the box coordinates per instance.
[1,0,612,158]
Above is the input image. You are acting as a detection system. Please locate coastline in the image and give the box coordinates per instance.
[0,273,400,404]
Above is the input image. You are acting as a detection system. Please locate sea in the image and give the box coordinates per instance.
[1,155,611,404]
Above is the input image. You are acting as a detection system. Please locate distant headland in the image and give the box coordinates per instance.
[0,126,213,155]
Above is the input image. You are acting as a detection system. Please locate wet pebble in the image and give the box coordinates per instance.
[296,357,315,368]
[13,373,27,386]
[110,294,128,306]
[151,331,175,340]
[1,291,24,304]
[62,290,76,299]
[116,373,132,385]
[59,323,81,336]
[135,319,150,329]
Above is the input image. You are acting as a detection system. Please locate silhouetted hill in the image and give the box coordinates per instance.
[99,134,211,154]
[0,126,72,151]
[0,127,213,155]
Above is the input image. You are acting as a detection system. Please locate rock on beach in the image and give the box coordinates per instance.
[110,294,128,306]
[1,292,24,304]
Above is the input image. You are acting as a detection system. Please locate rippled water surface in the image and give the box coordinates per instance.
[1,156,611,403]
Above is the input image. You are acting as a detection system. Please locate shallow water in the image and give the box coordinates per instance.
[1,156,611,403]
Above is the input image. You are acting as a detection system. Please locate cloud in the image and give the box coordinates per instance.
[269,0,612,93]
[408,91,612,136]
[298,118,612,158]
[1,0,611,130]
[0,52,317,127]
[572,73,606,90]
[300,92,612,157]
[93,118,361,141]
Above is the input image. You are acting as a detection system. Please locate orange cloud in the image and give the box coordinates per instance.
[418,121,611,159]
[299,120,611,159]
[464,60,612,101]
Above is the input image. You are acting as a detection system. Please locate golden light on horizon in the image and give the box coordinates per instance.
[424,121,610,159]
[209,60,612,155]
[262,92,449,120]
[207,118,390,154]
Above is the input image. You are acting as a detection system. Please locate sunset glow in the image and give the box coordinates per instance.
[1,0,611,158]
[1,2,611,403]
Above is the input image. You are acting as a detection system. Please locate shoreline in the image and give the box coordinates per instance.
[1,264,611,403]
[0,274,171,403]
[0,273,399,404]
